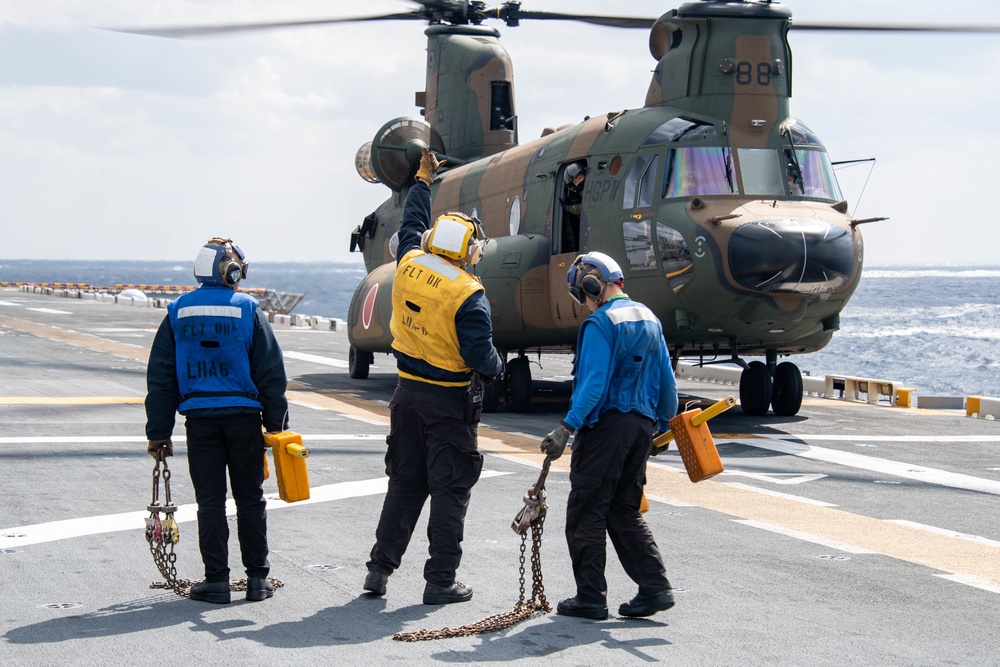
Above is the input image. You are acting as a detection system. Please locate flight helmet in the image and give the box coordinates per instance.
[193,237,248,289]
[567,251,623,305]
[420,212,485,266]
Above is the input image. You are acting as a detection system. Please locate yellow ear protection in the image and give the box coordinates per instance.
[420,212,484,266]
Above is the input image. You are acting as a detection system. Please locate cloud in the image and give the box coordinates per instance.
[0,0,998,264]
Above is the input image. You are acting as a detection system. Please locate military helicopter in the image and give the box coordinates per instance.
[119,1,1000,417]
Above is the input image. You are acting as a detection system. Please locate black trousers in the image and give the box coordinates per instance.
[185,415,269,582]
[566,410,670,604]
[367,383,483,586]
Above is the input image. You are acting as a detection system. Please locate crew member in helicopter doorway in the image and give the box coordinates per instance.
[145,237,289,605]
[364,149,503,605]
[541,251,678,620]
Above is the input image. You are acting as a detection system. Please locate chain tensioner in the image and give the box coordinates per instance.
[145,454,283,597]
[392,457,554,641]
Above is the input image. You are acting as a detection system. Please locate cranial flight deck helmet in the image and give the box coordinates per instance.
[420,212,485,266]
[567,251,623,306]
[193,237,248,289]
[564,162,587,184]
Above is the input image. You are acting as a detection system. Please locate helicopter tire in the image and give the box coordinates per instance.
[771,361,803,416]
[483,373,502,413]
[349,345,371,380]
[504,356,532,413]
[739,361,772,416]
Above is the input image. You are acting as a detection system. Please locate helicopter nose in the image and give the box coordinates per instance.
[728,219,855,293]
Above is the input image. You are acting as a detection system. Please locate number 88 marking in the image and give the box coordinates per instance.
[735,61,773,86]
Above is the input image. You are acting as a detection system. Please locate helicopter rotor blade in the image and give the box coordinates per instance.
[791,22,1000,33]
[106,12,424,39]
[105,1,1000,40]
[505,11,654,30]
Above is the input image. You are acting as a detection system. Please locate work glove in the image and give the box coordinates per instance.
[414,147,445,185]
[540,424,572,460]
[147,439,173,459]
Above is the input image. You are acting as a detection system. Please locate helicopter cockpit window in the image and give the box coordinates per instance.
[637,154,659,208]
[622,153,659,208]
[786,149,843,201]
[623,220,655,271]
[642,117,718,146]
[656,222,693,292]
[784,118,823,147]
[738,148,784,196]
[663,147,736,198]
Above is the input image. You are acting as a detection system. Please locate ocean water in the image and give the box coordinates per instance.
[0,259,369,326]
[2,259,997,398]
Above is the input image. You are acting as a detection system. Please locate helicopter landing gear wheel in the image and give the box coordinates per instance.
[771,361,803,416]
[739,360,772,416]
[349,346,372,380]
[504,356,532,413]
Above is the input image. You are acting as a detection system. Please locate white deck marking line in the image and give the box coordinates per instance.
[0,434,389,445]
[733,519,876,554]
[886,519,1000,548]
[722,470,828,485]
[721,482,838,508]
[283,350,349,368]
[0,300,23,306]
[0,470,510,548]
[26,307,72,314]
[728,437,1000,496]
[774,435,1000,442]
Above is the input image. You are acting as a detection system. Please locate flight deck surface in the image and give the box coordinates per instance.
[1,290,998,666]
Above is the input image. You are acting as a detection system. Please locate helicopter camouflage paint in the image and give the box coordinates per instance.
[109,1,1000,415]
[347,1,865,416]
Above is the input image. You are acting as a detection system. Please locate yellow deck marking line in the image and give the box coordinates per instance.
[0,397,144,405]
[4,313,997,590]
[281,388,1000,590]
[0,314,150,362]
[640,464,1000,589]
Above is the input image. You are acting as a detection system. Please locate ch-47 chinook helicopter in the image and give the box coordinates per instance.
[121,1,1000,417]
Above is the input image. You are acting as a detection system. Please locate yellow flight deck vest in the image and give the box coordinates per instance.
[391,250,484,381]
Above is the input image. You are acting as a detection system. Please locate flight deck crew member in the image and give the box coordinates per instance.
[145,237,289,605]
[541,251,678,620]
[364,149,503,605]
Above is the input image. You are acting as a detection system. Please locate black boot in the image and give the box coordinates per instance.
[189,580,231,604]
[556,596,608,620]
[363,571,388,596]
[422,581,473,605]
[246,577,274,602]
[618,589,675,617]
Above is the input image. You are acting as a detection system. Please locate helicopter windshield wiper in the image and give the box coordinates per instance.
[781,126,804,195]
[724,150,734,193]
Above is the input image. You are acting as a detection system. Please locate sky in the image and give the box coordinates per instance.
[1,1,999,266]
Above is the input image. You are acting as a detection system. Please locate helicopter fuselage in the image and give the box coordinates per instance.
[348,105,861,363]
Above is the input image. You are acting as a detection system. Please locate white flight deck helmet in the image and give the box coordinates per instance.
[193,237,248,289]
[567,251,623,306]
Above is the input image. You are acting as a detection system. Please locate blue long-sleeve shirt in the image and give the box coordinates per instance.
[563,295,678,432]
